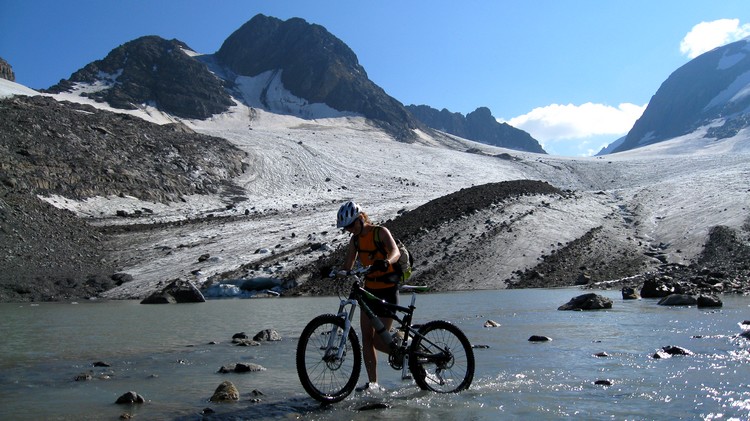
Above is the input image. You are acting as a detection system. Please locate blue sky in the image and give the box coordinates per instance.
[2,1,749,156]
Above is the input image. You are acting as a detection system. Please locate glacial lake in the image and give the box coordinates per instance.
[1,288,749,420]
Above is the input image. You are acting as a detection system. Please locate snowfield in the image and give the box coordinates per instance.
[2,77,749,299]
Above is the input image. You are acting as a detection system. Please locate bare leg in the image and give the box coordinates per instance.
[360,309,394,383]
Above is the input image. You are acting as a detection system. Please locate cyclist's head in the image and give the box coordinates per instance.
[336,201,361,228]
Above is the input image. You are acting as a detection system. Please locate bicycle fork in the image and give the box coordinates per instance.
[323,298,359,362]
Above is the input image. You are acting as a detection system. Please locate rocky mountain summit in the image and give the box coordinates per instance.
[614,37,750,153]
[45,36,234,120]
[407,105,546,153]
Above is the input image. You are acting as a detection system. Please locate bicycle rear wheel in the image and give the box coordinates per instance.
[296,314,361,403]
[409,320,474,393]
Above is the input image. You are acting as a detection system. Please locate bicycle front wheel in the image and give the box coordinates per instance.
[296,314,361,403]
[409,320,475,393]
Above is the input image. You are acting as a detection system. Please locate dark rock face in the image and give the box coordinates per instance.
[614,38,750,153]
[46,36,233,119]
[407,105,546,153]
[214,14,421,141]
[0,57,15,82]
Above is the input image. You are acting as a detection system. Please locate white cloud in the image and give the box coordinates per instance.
[680,19,750,59]
[503,102,646,142]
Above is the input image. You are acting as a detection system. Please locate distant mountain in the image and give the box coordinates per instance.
[595,135,625,156]
[46,36,234,119]
[612,38,750,153]
[213,14,421,140]
[45,14,423,142]
[406,105,546,153]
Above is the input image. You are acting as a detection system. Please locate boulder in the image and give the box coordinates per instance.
[640,277,675,298]
[141,279,205,304]
[621,287,639,300]
[653,345,694,359]
[253,329,282,342]
[210,381,239,402]
[218,363,266,373]
[115,391,145,404]
[697,295,723,308]
[484,320,501,328]
[528,335,552,342]
[558,293,613,311]
[657,294,697,306]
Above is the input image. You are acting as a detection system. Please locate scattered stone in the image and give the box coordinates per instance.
[232,332,249,340]
[658,294,697,306]
[74,372,93,381]
[483,320,501,328]
[528,335,552,342]
[558,293,613,311]
[210,381,240,402]
[697,295,723,308]
[594,352,610,358]
[93,361,111,367]
[253,329,282,342]
[621,287,639,300]
[594,379,613,386]
[218,363,266,373]
[234,338,260,346]
[472,344,491,349]
[200,408,215,415]
[115,391,145,404]
[653,345,694,359]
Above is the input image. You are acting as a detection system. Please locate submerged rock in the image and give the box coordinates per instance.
[558,293,613,310]
[115,391,145,404]
[210,381,240,402]
[657,294,697,306]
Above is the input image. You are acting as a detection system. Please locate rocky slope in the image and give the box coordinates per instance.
[0,95,248,301]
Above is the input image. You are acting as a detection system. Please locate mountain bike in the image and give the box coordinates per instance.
[295,266,475,403]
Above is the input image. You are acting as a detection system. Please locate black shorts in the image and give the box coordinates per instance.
[364,285,399,318]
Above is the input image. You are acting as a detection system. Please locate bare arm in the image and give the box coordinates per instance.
[378,227,401,265]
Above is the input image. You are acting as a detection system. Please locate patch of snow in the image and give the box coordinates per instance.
[233,70,354,119]
[717,50,747,70]
[0,78,40,98]
[704,69,750,110]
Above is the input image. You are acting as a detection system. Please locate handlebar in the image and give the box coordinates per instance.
[328,266,372,278]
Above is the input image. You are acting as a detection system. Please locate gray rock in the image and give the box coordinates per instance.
[115,391,145,404]
[210,381,239,402]
[253,329,282,342]
[697,295,723,308]
[658,294,697,306]
[558,293,613,311]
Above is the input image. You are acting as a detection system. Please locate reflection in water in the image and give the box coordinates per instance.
[0,289,749,420]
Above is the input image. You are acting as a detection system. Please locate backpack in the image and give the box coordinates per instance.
[373,226,414,282]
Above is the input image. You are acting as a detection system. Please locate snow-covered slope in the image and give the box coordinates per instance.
[3,78,748,299]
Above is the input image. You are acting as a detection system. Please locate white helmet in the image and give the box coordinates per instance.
[336,201,361,228]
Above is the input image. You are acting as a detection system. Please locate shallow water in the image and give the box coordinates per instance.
[1,288,749,420]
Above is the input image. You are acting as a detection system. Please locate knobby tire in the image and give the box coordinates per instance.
[408,320,475,393]
[296,314,362,403]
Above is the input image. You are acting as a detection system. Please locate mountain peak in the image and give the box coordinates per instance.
[46,35,233,119]
[406,104,546,153]
[214,14,420,140]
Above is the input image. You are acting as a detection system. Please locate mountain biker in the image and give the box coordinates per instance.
[336,200,401,392]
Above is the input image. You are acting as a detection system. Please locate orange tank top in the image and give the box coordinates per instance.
[355,226,398,289]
